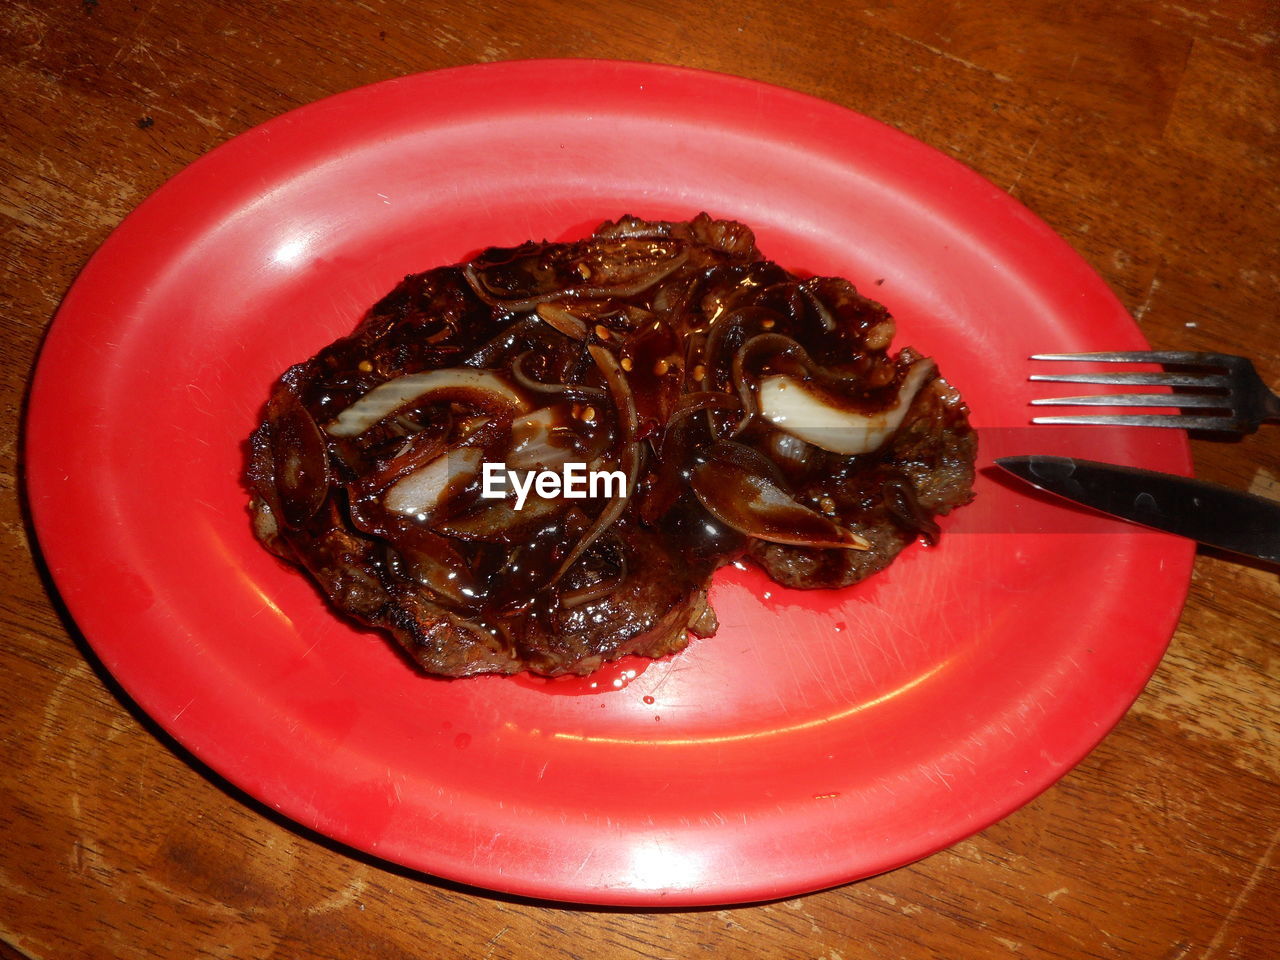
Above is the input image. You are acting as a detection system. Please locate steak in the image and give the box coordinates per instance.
[245,214,976,676]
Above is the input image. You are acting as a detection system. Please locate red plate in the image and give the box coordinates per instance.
[26,61,1193,905]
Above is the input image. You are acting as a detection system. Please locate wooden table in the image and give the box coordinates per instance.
[2,1,1276,957]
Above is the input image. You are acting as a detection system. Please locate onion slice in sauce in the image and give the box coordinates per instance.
[758,358,936,455]
[325,369,527,437]
[534,302,589,340]
[267,392,332,527]
[462,240,689,311]
[435,491,566,543]
[507,407,573,471]
[548,345,641,584]
[690,441,870,550]
[510,352,608,404]
[384,446,484,520]
[588,344,638,438]
[384,527,481,610]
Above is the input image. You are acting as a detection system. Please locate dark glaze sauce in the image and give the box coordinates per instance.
[245,214,976,676]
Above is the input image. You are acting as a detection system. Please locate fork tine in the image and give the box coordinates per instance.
[1029,393,1230,408]
[1028,371,1232,388]
[1031,413,1243,430]
[1030,351,1230,366]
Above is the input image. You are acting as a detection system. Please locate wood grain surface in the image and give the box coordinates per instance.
[2,1,1277,957]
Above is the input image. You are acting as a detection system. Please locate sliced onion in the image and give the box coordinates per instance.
[690,441,870,550]
[657,390,741,461]
[726,331,829,436]
[463,240,688,311]
[384,529,481,609]
[267,393,331,527]
[758,359,936,455]
[325,369,527,437]
[462,313,540,367]
[703,306,775,373]
[664,390,742,429]
[550,446,639,584]
[800,283,837,332]
[507,407,583,471]
[510,352,608,404]
[435,492,566,543]
[384,446,484,519]
[764,429,813,476]
[630,391,743,524]
[548,345,641,584]
[554,239,688,296]
[535,302,589,340]
[587,345,638,439]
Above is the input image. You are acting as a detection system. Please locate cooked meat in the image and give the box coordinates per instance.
[245,214,976,676]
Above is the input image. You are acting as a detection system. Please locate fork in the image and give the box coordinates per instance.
[1028,350,1280,434]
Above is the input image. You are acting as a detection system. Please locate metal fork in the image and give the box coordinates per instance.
[1029,350,1280,434]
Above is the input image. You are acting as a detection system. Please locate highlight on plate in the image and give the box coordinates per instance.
[245,214,977,677]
